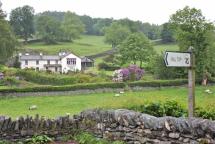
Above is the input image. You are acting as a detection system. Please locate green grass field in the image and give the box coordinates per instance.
[0,86,214,118]
[23,35,111,56]
[154,43,179,54]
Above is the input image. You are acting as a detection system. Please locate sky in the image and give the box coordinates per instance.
[1,0,215,25]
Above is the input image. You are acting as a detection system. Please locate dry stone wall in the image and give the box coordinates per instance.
[1,109,215,143]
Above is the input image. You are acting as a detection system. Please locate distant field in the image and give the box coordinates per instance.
[0,85,214,118]
[154,43,179,54]
[22,35,111,56]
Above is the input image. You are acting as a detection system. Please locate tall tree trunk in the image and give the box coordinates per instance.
[140,61,142,68]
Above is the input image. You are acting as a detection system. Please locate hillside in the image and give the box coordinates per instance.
[154,43,179,54]
[21,35,112,56]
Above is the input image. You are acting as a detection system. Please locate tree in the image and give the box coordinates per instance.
[80,15,94,35]
[119,33,155,67]
[10,5,34,42]
[61,12,85,42]
[0,1,17,64]
[0,1,4,18]
[36,15,61,44]
[161,23,175,43]
[104,22,131,48]
[92,18,113,35]
[170,6,215,81]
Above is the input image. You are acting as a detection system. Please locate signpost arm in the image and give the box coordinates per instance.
[188,47,195,118]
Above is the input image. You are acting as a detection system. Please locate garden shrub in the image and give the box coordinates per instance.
[25,135,53,144]
[163,101,186,117]
[195,107,215,120]
[128,101,186,117]
[16,69,78,85]
[113,65,144,82]
[98,62,120,71]
[129,101,215,120]
[136,102,164,117]
[151,54,187,79]
[2,76,20,86]
[74,132,124,144]
[15,69,109,85]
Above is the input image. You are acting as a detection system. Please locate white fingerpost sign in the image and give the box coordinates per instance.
[164,47,195,118]
[164,51,191,67]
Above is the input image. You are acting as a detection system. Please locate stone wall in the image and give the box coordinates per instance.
[1,109,215,143]
[0,87,160,97]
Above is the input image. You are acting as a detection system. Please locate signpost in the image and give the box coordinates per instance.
[164,47,195,118]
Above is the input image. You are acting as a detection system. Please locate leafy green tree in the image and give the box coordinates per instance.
[117,18,142,33]
[61,12,85,41]
[92,18,113,35]
[170,6,215,80]
[104,22,131,48]
[80,15,94,35]
[10,5,34,42]
[161,23,175,43]
[119,33,155,67]
[36,15,61,44]
[0,2,17,64]
[0,1,4,18]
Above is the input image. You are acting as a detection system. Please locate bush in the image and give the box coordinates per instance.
[98,62,120,71]
[113,65,144,82]
[128,101,186,117]
[151,54,187,79]
[163,101,186,117]
[16,69,77,85]
[74,132,124,144]
[2,76,20,86]
[15,69,109,85]
[195,107,215,120]
[25,135,52,144]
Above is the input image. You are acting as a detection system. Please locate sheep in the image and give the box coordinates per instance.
[29,105,37,110]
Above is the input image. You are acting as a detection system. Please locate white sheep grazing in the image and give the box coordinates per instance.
[29,105,37,110]
[114,94,120,97]
[66,113,70,116]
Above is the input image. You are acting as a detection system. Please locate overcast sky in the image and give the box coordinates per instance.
[1,0,214,25]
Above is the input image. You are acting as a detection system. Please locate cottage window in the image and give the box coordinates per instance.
[67,58,76,65]
[25,60,28,65]
[36,60,39,65]
[47,60,50,64]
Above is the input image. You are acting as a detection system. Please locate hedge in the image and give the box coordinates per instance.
[0,79,189,93]
[128,79,188,87]
[16,70,78,85]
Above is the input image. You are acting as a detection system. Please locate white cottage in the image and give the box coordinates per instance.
[19,52,84,73]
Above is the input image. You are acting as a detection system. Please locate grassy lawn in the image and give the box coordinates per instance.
[22,35,111,56]
[154,43,179,54]
[0,85,214,118]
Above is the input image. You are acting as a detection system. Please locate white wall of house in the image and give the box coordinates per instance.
[61,53,82,73]
[20,60,60,71]
[20,53,81,73]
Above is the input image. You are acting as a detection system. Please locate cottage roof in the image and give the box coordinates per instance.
[20,55,60,60]
[20,51,76,60]
[81,56,94,63]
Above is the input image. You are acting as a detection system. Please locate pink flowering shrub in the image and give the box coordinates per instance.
[112,65,144,82]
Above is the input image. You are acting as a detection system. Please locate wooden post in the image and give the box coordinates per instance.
[188,47,195,118]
